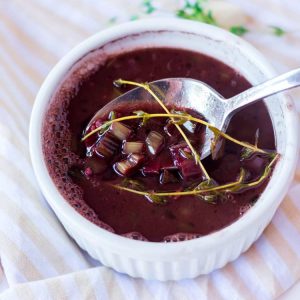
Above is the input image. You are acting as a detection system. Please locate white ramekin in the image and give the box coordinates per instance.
[29,19,299,280]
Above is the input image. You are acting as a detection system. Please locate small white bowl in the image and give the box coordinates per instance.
[29,19,299,280]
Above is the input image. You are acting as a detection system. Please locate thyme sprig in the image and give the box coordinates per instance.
[270,25,286,37]
[82,112,267,155]
[114,79,210,179]
[82,79,277,203]
[112,153,278,198]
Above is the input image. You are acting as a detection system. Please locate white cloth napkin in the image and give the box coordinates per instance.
[1,0,300,299]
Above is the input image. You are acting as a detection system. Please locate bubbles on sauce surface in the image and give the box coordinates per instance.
[163,233,201,242]
[122,232,148,241]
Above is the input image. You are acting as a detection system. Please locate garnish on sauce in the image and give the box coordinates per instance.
[81,80,278,205]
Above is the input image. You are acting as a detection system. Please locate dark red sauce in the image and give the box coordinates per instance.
[43,48,275,242]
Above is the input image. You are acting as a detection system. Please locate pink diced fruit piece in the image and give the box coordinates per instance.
[84,167,93,177]
[170,143,203,180]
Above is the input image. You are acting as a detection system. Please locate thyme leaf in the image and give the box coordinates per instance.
[194,179,220,203]
[194,178,218,191]
[270,25,286,37]
[145,194,167,205]
[230,25,249,36]
[109,111,116,120]
[121,178,145,191]
[112,154,278,202]
[241,129,260,159]
[241,147,255,160]
[133,110,150,126]
[130,15,139,21]
[143,0,156,14]
[93,122,110,137]
[176,0,217,25]
[196,193,218,203]
[170,110,191,126]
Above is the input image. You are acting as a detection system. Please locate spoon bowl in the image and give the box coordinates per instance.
[87,67,300,159]
[87,78,225,159]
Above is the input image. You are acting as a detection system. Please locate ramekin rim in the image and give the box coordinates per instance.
[29,18,299,257]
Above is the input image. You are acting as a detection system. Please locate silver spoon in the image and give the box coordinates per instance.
[87,68,300,159]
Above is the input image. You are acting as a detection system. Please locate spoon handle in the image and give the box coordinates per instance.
[226,67,300,113]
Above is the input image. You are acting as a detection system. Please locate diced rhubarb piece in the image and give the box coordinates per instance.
[180,109,205,134]
[146,131,164,155]
[115,161,130,176]
[114,154,144,176]
[170,142,203,180]
[123,141,144,154]
[142,152,175,176]
[169,142,190,166]
[182,120,198,134]
[160,169,178,184]
[95,132,119,158]
[179,159,203,181]
[109,122,132,141]
[128,153,144,165]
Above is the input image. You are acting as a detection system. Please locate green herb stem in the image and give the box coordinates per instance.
[82,112,267,155]
[239,153,279,188]
[82,113,173,141]
[112,179,240,197]
[112,153,278,198]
